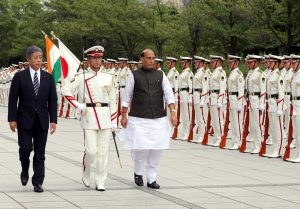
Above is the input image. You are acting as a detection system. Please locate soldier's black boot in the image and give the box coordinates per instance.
[134,173,144,186]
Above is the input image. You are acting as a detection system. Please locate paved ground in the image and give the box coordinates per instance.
[1,106,300,209]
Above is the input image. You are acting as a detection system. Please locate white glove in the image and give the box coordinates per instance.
[199,102,205,107]
[111,122,117,131]
[217,102,223,108]
[237,104,243,112]
[277,109,283,116]
[259,104,265,112]
[188,95,193,104]
[77,103,86,112]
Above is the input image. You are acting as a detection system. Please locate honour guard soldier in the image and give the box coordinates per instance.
[176,57,193,140]
[61,46,117,191]
[286,54,300,162]
[166,57,179,138]
[209,55,227,147]
[282,56,295,147]
[262,55,284,158]
[118,58,130,126]
[227,55,245,149]
[246,55,266,154]
[128,61,138,71]
[190,56,209,143]
[155,58,164,71]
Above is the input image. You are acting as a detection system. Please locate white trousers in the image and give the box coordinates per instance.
[177,92,190,140]
[210,105,223,142]
[269,113,283,155]
[193,104,207,142]
[249,109,262,150]
[83,129,110,187]
[292,116,300,159]
[131,149,164,184]
[230,110,243,146]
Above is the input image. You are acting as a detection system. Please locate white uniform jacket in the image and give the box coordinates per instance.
[266,69,284,113]
[61,68,117,130]
[228,68,245,110]
[247,67,266,109]
[193,67,209,105]
[209,67,227,106]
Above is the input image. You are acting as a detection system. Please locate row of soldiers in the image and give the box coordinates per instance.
[2,54,300,163]
[164,54,300,163]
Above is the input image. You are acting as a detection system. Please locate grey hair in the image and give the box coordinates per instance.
[26,45,43,59]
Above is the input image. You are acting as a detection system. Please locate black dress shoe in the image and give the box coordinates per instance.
[134,173,144,186]
[33,184,44,193]
[20,173,29,186]
[95,186,105,191]
[147,181,160,189]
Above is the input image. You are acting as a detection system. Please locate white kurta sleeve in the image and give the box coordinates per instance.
[163,73,175,105]
[121,72,134,108]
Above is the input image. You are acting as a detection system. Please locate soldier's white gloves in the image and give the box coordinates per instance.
[188,95,193,104]
[77,103,86,112]
[277,109,283,116]
[199,102,205,107]
[111,122,117,131]
[237,104,243,112]
[259,104,265,112]
[217,102,223,109]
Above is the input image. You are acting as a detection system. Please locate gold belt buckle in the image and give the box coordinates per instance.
[95,103,101,107]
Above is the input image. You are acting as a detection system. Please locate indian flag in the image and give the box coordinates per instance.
[45,35,61,84]
[57,38,80,82]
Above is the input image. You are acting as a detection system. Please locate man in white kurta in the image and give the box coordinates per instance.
[61,46,117,191]
[119,49,177,189]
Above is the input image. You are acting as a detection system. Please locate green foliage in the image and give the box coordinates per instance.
[0,0,299,66]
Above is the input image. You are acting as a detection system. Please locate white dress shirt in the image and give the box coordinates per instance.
[29,67,41,84]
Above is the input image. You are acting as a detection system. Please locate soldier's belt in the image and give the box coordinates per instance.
[284,92,291,95]
[248,92,260,96]
[86,103,108,107]
[180,88,189,91]
[292,96,300,100]
[229,92,238,96]
[210,89,220,94]
[267,94,278,99]
[120,85,126,88]
[194,88,202,92]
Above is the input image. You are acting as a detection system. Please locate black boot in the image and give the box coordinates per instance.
[147,181,160,189]
[134,173,144,186]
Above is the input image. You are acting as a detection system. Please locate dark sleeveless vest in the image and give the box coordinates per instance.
[129,68,166,119]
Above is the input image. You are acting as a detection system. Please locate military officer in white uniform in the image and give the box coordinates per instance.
[227,55,245,149]
[262,55,285,158]
[287,54,300,162]
[176,57,193,140]
[61,46,117,191]
[209,55,227,147]
[155,58,164,71]
[190,56,209,143]
[166,57,179,137]
[282,56,294,143]
[246,55,266,154]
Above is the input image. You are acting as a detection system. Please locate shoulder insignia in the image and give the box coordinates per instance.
[239,78,243,83]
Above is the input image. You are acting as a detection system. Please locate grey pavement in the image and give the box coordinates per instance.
[1,106,300,209]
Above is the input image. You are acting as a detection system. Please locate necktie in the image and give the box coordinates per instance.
[33,72,39,96]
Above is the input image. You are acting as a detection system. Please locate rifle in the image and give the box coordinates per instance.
[283,105,293,160]
[202,108,211,145]
[220,96,230,148]
[171,94,180,139]
[240,101,249,153]
[259,103,269,156]
[187,99,195,141]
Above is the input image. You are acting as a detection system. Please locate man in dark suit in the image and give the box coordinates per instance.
[8,45,57,193]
